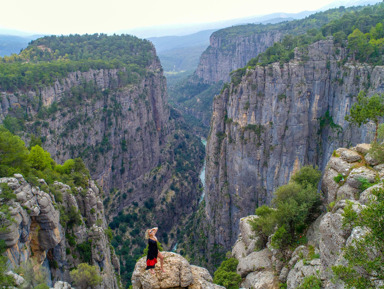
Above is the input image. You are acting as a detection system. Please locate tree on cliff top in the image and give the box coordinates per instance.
[70,263,102,289]
[345,91,384,142]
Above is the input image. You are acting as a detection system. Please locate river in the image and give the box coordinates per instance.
[199,138,207,203]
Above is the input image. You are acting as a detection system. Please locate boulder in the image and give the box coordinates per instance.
[51,281,73,289]
[359,183,383,204]
[189,265,225,289]
[346,166,376,189]
[236,248,272,277]
[355,143,371,154]
[336,148,362,163]
[240,215,259,250]
[321,168,340,204]
[319,212,347,268]
[232,238,247,259]
[336,183,359,201]
[286,259,321,289]
[131,252,193,289]
[327,157,352,174]
[365,153,379,166]
[241,270,279,289]
[6,271,25,286]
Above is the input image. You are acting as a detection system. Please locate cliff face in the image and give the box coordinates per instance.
[0,56,169,196]
[0,174,119,288]
[231,143,384,288]
[0,41,205,286]
[204,39,381,252]
[195,30,282,83]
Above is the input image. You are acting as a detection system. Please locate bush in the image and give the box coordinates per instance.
[250,166,322,251]
[213,258,241,289]
[297,275,322,289]
[70,263,102,289]
[332,187,384,287]
[334,173,344,183]
[291,165,322,187]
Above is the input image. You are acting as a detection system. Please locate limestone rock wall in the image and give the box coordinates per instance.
[195,30,282,83]
[0,174,120,289]
[204,39,382,252]
[231,143,383,288]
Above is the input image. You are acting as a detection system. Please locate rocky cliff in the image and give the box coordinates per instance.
[231,143,384,288]
[195,29,283,83]
[203,39,381,255]
[0,174,119,288]
[0,35,205,286]
[131,251,225,289]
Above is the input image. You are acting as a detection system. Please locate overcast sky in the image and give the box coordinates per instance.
[0,0,367,35]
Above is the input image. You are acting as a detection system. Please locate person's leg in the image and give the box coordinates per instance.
[158,252,165,272]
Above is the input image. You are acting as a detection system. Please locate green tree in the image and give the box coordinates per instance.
[332,188,384,288]
[345,91,384,142]
[213,258,241,289]
[249,166,321,251]
[28,145,53,171]
[0,126,30,176]
[70,263,102,289]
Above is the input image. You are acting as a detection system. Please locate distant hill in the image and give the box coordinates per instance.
[0,34,41,56]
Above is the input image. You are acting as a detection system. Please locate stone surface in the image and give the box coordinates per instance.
[286,259,321,289]
[6,271,25,286]
[241,270,279,289]
[236,248,272,277]
[0,175,120,289]
[189,265,225,289]
[51,281,73,289]
[356,143,371,154]
[203,39,376,254]
[322,168,341,204]
[232,238,248,259]
[337,148,362,163]
[346,166,377,189]
[359,183,383,204]
[132,252,205,289]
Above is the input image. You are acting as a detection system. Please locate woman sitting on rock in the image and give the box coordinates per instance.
[145,227,165,274]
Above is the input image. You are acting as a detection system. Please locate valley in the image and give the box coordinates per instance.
[1,1,384,288]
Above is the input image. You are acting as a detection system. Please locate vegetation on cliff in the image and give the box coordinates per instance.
[245,3,384,68]
[332,186,384,288]
[250,166,322,251]
[0,34,154,91]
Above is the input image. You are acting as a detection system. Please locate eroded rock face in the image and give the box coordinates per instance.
[230,144,383,289]
[204,39,378,253]
[131,252,223,289]
[195,30,283,83]
[0,175,119,289]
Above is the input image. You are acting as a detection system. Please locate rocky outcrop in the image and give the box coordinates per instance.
[229,143,382,288]
[131,252,224,289]
[203,39,380,254]
[195,30,282,83]
[0,174,119,288]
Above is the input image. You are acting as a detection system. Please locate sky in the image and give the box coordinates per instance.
[0,0,344,36]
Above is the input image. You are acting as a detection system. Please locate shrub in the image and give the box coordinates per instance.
[357,177,374,192]
[250,166,322,251]
[334,173,344,184]
[213,258,241,289]
[332,187,384,287]
[70,263,102,289]
[297,275,322,289]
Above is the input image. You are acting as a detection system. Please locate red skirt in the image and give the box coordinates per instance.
[146,258,157,269]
